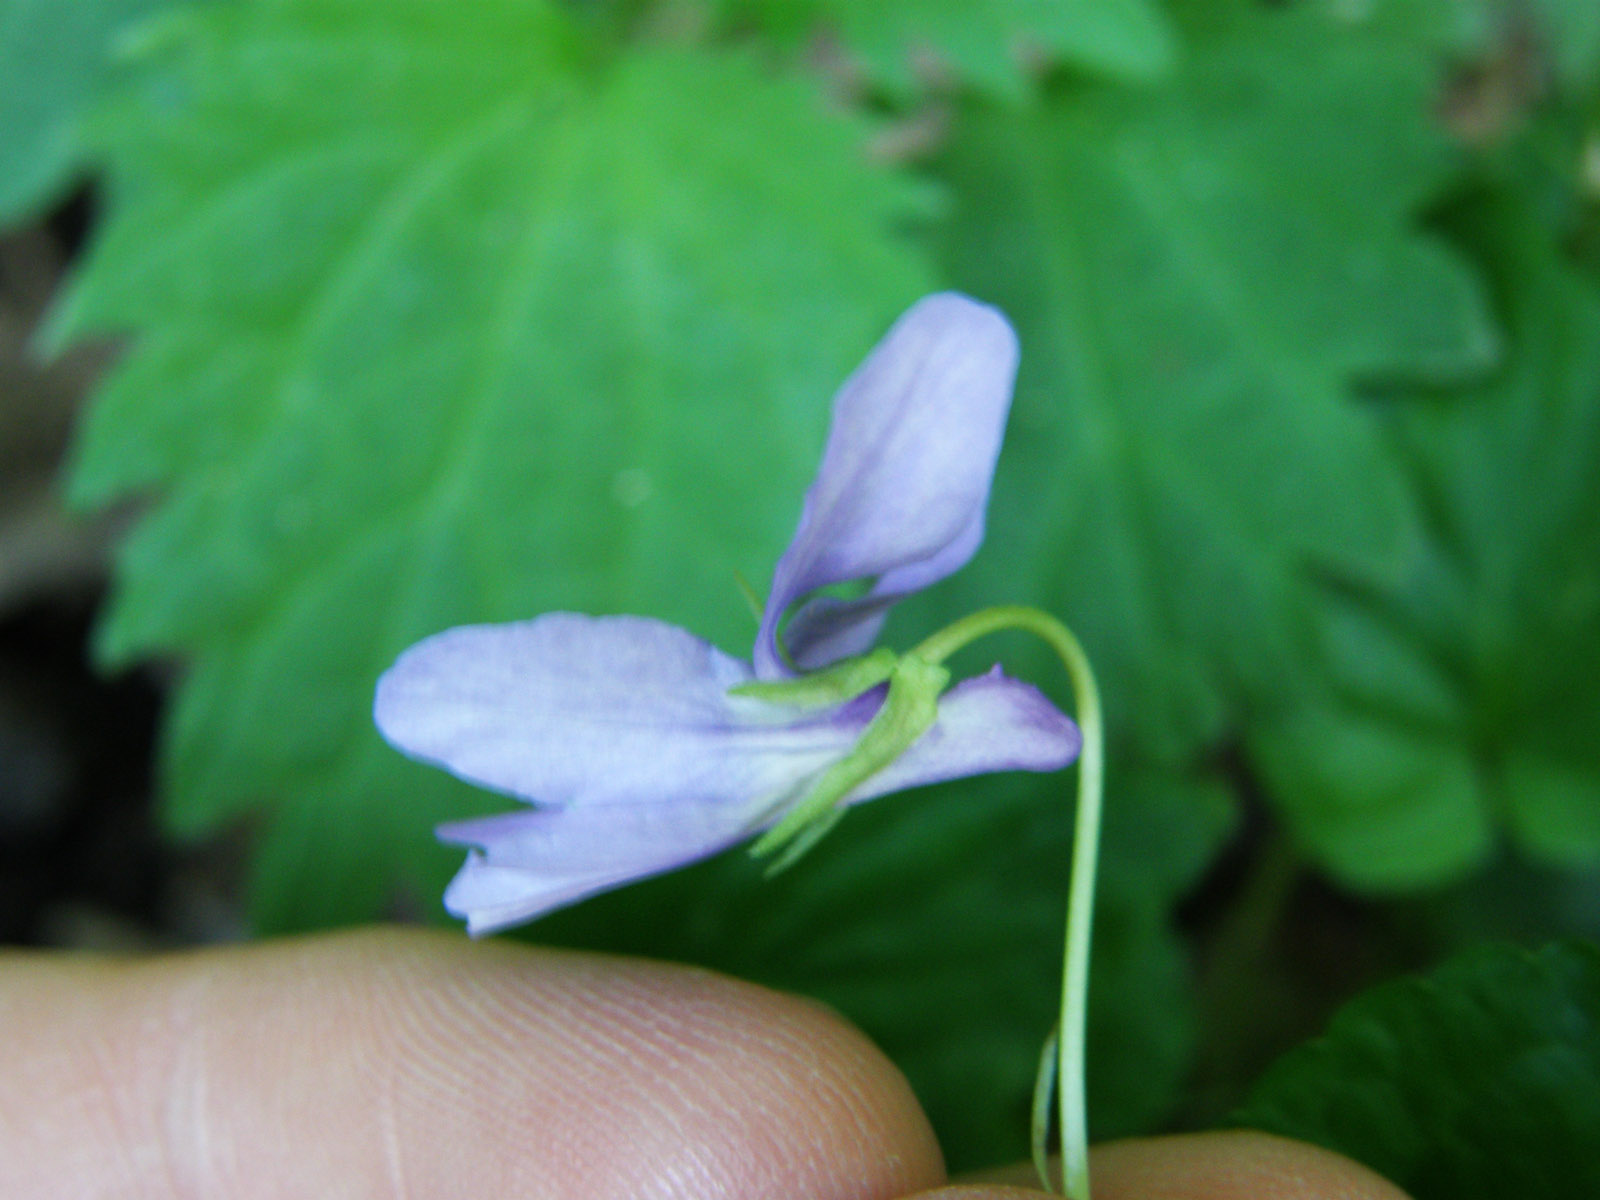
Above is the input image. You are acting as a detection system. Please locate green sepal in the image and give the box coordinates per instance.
[751,653,950,859]
[732,570,765,624]
[761,806,846,878]
[730,646,898,708]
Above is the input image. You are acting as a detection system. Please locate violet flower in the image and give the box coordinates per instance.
[375,293,1081,935]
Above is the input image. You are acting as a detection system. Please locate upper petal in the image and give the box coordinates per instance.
[374,612,867,810]
[756,292,1020,676]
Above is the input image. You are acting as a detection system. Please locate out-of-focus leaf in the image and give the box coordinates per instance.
[1308,0,1496,53]
[1425,858,1600,952]
[925,4,1495,762]
[726,0,1175,98]
[1250,193,1600,889]
[1235,941,1600,1198]
[0,0,187,223]
[1532,0,1600,89]
[829,0,1177,96]
[58,0,934,929]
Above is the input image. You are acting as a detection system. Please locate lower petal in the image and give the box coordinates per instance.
[376,612,854,810]
[438,798,766,934]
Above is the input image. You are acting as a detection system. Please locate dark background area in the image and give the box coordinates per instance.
[0,201,241,949]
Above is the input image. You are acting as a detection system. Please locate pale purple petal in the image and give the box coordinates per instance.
[847,667,1080,803]
[435,665,1076,933]
[439,800,757,935]
[755,293,1020,676]
[375,613,869,810]
[774,591,901,674]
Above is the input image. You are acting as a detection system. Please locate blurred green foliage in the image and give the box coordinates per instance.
[0,0,176,221]
[721,0,1177,96]
[3,0,1599,1175]
[1237,941,1600,1197]
[1252,192,1600,888]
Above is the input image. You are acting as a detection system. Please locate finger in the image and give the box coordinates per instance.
[936,1130,1411,1200]
[1088,1132,1411,1200]
[0,927,943,1199]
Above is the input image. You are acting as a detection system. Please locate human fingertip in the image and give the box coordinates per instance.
[0,928,946,1200]
[1089,1130,1411,1200]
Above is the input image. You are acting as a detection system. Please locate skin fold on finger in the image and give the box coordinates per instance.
[0,927,943,1200]
[932,1131,1412,1200]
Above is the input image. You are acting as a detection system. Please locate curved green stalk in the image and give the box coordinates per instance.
[914,606,1104,1200]
[1031,1022,1060,1189]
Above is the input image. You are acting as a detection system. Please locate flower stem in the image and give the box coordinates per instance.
[914,606,1104,1200]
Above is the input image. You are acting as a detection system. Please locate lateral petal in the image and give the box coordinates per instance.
[849,667,1081,803]
[375,613,863,809]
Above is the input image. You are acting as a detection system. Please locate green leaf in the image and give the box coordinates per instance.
[926,4,1495,761]
[1300,0,1498,53]
[1235,941,1600,1198]
[1532,0,1600,90]
[59,0,934,929]
[0,0,188,223]
[1250,192,1600,888]
[1425,857,1600,954]
[725,0,1176,98]
[827,0,1177,97]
